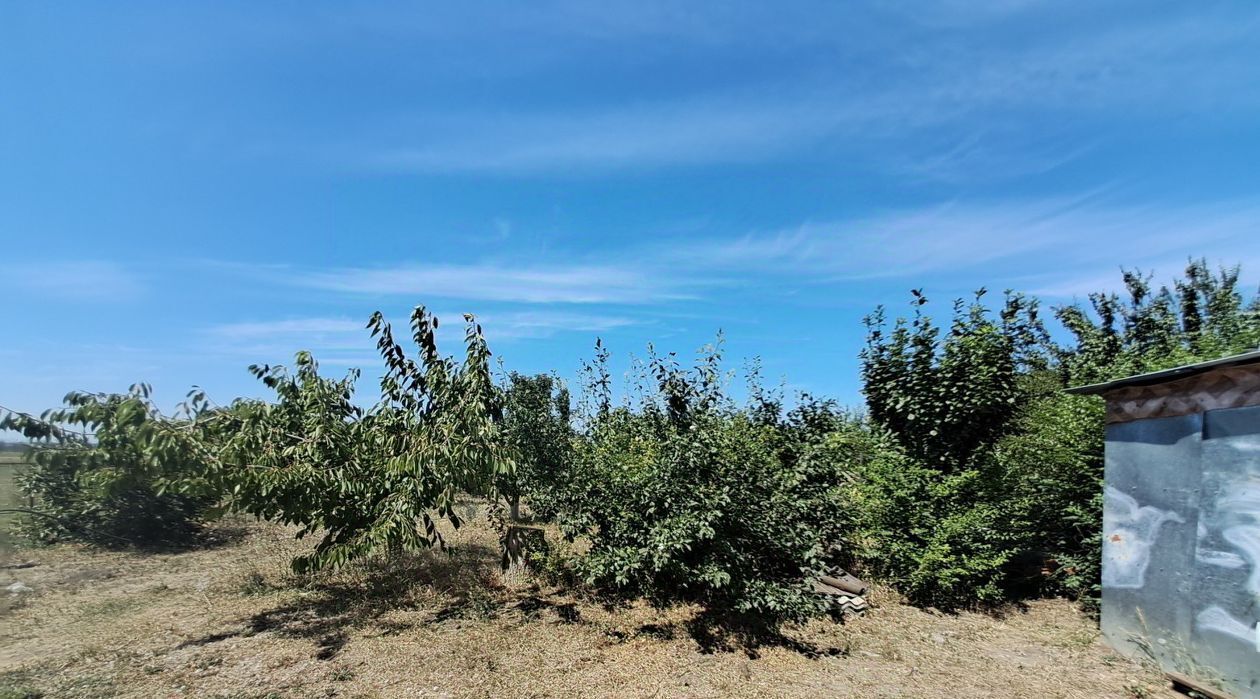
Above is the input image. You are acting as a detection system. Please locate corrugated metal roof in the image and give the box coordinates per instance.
[1065,348,1260,395]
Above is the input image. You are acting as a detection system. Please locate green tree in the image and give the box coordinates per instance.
[1056,259,1260,384]
[855,290,1042,607]
[3,306,516,575]
[855,259,1259,609]
[200,307,515,573]
[997,376,1105,606]
[498,372,572,521]
[0,384,214,547]
[861,289,1032,472]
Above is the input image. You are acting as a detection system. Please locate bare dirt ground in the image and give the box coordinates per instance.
[1,506,1178,699]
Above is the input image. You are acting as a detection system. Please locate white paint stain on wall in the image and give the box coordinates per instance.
[1103,485,1185,589]
[1196,605,1259,649]
[1210,480,1260,595]
[1193,478,1260,652]
[1223,434,1260,454]
[1217,481,1260,518]
[1195,483,1260,571]
[1196,546,1247,569]
[1222,526,1260,595]
[1197,519,1244,567]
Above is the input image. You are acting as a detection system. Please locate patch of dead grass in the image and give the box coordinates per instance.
[0,510,1176,699]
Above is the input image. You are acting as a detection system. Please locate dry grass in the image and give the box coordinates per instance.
[1,505,1177,699]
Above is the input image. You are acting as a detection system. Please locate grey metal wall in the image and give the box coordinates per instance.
[1102,405,1260,699]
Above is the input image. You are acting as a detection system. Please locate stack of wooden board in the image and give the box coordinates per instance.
[812,570,870,616]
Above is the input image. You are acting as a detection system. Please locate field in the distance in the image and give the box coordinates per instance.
[0,451,25,500]
[0,505,1176,699]
[0,453,30,555]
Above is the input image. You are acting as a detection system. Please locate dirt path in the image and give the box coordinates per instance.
[1,516,1176,698]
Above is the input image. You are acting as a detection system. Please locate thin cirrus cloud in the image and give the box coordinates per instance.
[886,132,1099,185]
[7,260,145,301]
[663,196,1100,280]
[346,8,1259,176]
[203,310,643,365]
[362,97,855,174]
[240,194,1260,307]
[477,310,641,340]
[666,196,1260,289]
[283,262,694,304]
[208,317,366,340]
[202,317,376,367]
[208,311,640,343]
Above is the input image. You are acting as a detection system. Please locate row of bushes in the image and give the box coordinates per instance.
[3,259,1258,625]
[508,259,1259,614]
[2,308,514,573]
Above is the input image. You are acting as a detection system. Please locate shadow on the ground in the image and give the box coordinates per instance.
[175,535,860,663]
[578,608,850,659]
[190,522,255,550]
[177,542,505,659]
[682,610,851,660]
[497,591,582,625]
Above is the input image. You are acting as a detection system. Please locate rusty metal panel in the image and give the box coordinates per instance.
[1192,406,1260,699]
[1101,413,1203,672]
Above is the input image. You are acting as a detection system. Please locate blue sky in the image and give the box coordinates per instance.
[2,0,1259,414]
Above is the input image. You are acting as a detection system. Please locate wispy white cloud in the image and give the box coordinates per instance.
[877,0,1050,28]
[221,194,1259,309]
[665,195,1097,279]
[6,261,144,302]
[283,262,694,304]
[360,95,850,174]
[344,7,1259,176]
[885,131,1097,184]
[208,317,365,340]
[668,196,1260,286]
[202,309,643,366]
[201,316,372,365]
[476,309,641,340]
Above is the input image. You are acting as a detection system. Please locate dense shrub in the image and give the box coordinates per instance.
[861,290,1030,471]
[551,343,852,624]
[854,291,1038,607]
[0,384,214,547]
[998,377,1105,606]
[855,260,1258,609]
[844,444,1018,606]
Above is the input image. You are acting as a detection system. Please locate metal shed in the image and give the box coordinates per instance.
[1069,350,1260,699]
